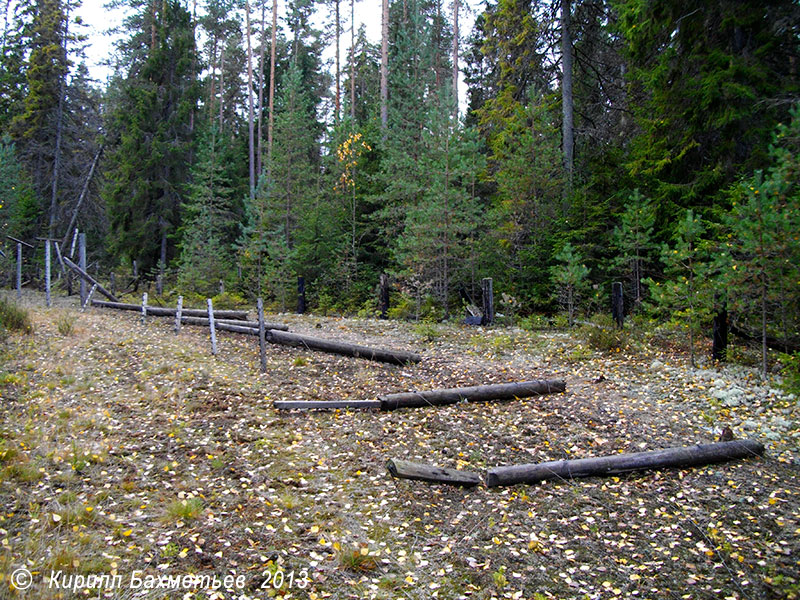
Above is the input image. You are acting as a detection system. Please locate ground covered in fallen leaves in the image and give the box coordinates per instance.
[1,290,798,600]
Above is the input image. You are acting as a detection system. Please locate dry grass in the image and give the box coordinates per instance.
[0,291,797,599]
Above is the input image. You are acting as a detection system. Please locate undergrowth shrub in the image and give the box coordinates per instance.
[577,314,627,352]
[0,297,33,339]
[56,313,76,336]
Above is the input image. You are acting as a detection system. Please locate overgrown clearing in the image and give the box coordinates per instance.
[1,292,798,599]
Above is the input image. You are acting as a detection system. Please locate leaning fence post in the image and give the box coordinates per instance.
[207,298,218,356]
[78,233,87,304]
[45,240,51,307]
[81,284,97,312]
[257,298,267,373]
[612,282,624,328]
[174,296,183,334]
[16,242,22,300]
[141,292,148,324]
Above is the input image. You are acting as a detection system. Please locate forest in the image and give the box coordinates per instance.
[1,0,799,372]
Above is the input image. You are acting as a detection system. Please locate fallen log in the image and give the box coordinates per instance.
[265,329,421,365]
[62,256,119,302]
[274,400,382,410]
[378,379,565,410]
[176,315,288,331]
[92,299,248,320]
[386,459,481,487]
[485,439,765,487]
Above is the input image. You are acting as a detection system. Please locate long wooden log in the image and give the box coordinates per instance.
[378,379,565,411]
[730,321,800,353]
[62,256,119,302]
[485,439,765,487]
[91,299,247,320]
[386,459,481,487]
[274,400,382,410]
[177,315,288,331]
[265,329,421,365]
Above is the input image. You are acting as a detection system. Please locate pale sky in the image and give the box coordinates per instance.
[74,0,476,109]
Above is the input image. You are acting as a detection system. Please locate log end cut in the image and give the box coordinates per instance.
[386,459,482,487]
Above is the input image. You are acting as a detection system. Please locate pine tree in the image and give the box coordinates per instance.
[648,210,711,368]
[551,242,590,327]
[612,188,656,307]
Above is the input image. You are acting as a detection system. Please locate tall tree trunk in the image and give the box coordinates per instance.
[245,0,256,201]
[452,0,458,118]
[49,4,70,238]
[334,0,341,121]
[380,0,389,129]
[267,0,278,175]
[256,0,266,176]
[349,0,355,119]
[218,44,225,130]
[561,0,574,193]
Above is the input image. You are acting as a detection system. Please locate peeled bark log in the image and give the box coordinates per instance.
[274,400,382,410]
[177,315,287,331]
[485,439,764,487]
[92,299,247,320]
[265,329,421,365]
[386,459,481,487]
[378,379,565,411]
[63,257,118,302]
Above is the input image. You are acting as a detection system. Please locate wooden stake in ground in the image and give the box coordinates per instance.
[485,439,765,487]
[175,296,183,334]
[207,298,218,355]
[379,273,389,319]
[297,276,306,314]
[45,240,51,307]
[378,379,565,410]
[612,281,624,328]
[481,277,494,325]
[16,242,22,299]
[141,293,148,324]
[257,297,267,373]
[387,459,481,487]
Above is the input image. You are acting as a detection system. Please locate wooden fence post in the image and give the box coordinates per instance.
[174,296,183,334]
[257,298,267,373]
[110,272,116,296]
[297,276,306,314]
[219,280,225,295]
[45,240,51,307]
[16,242,22,300]
[78,233,87,304]
[379,273,390,320]
[712,300,728,361]
[207,298,218,355]
[156,261,164,296]
[141,293,148,324]
[612,281,624,328]
[481,278,494,325]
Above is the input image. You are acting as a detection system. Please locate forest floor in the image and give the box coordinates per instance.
[0,290,798,600]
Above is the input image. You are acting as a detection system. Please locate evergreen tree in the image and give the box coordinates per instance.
[648,210,712,368]
[722,107,800,378]
[551,241,590,327]
[612,188,656,307]
[177,126,237,295]
[104,0,200,275]
[618,0,800,214]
